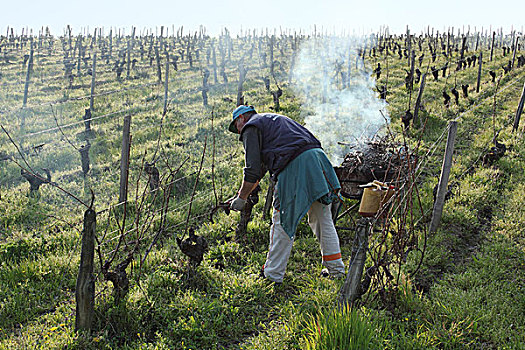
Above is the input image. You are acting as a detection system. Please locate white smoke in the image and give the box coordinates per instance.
[291,36,389,165]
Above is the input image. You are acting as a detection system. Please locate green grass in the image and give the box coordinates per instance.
[303,306,377,350]
[1,30,525,349]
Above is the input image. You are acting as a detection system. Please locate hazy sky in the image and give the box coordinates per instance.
[2,0,524,36]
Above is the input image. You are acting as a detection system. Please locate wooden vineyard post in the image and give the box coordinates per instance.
[511,36,519,69]
[476,52,483,93]
[408,50,415,91]
[155,45,162,83]
[79,142,91,177]
[109,29,113,59]
[163,58,169,115]
[227,31,232,63]
[202,68,210,107]
[338,217,370,309]
[131,26,136,51]
[430,121,458,233]
[211,41,218,84]
[447,30,451,58]
[67,25,72,52]
[490,31,495,61]
[126,40,131,78]
[269,35,275,77]
[236,62,247,106]
[289,35,298,85]
[186,38,193,68]
[91,28,97,50]
[513,80,525,132]
[159,26,164,52]
[460,35,467,69]
[258,37,266,68]
[76,35,82,76]
[75,208,96,332]
[406,27,411,67]
[89,53,97,111]
[413,73,426,127]
[271,87,283,112]
[22,41,34,108]
[119,115,131,204]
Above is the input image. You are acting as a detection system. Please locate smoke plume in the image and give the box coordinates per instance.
[291,36,389,165]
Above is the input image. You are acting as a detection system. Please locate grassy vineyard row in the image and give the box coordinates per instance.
[0,28,524,348]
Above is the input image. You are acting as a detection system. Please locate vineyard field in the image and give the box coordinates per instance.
[1,26,524,349]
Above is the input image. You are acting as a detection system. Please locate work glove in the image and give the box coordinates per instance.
[230,196,247,211]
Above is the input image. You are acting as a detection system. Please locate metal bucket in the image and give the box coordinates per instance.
[358,181,395,217]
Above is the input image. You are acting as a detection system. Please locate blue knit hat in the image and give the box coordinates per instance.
[229,105,256,133]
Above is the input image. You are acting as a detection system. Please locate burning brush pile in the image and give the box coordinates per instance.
[334,137,426,306]
[334,137,415,198]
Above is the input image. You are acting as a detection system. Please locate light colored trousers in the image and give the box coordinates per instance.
[263,200,345,283]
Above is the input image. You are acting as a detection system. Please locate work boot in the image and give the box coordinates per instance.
[320,268,345,280]
[259,266,282,285]
[320,268,330,278]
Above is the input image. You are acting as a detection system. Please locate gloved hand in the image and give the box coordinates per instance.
[224,195,237,205]
[230,196,247,211]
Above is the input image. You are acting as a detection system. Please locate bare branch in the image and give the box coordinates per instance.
[2,124,89,208]
[50,104,79,151]
[184,135,207,238]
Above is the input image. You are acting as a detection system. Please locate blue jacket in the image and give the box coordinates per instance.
[240,113,321,178]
